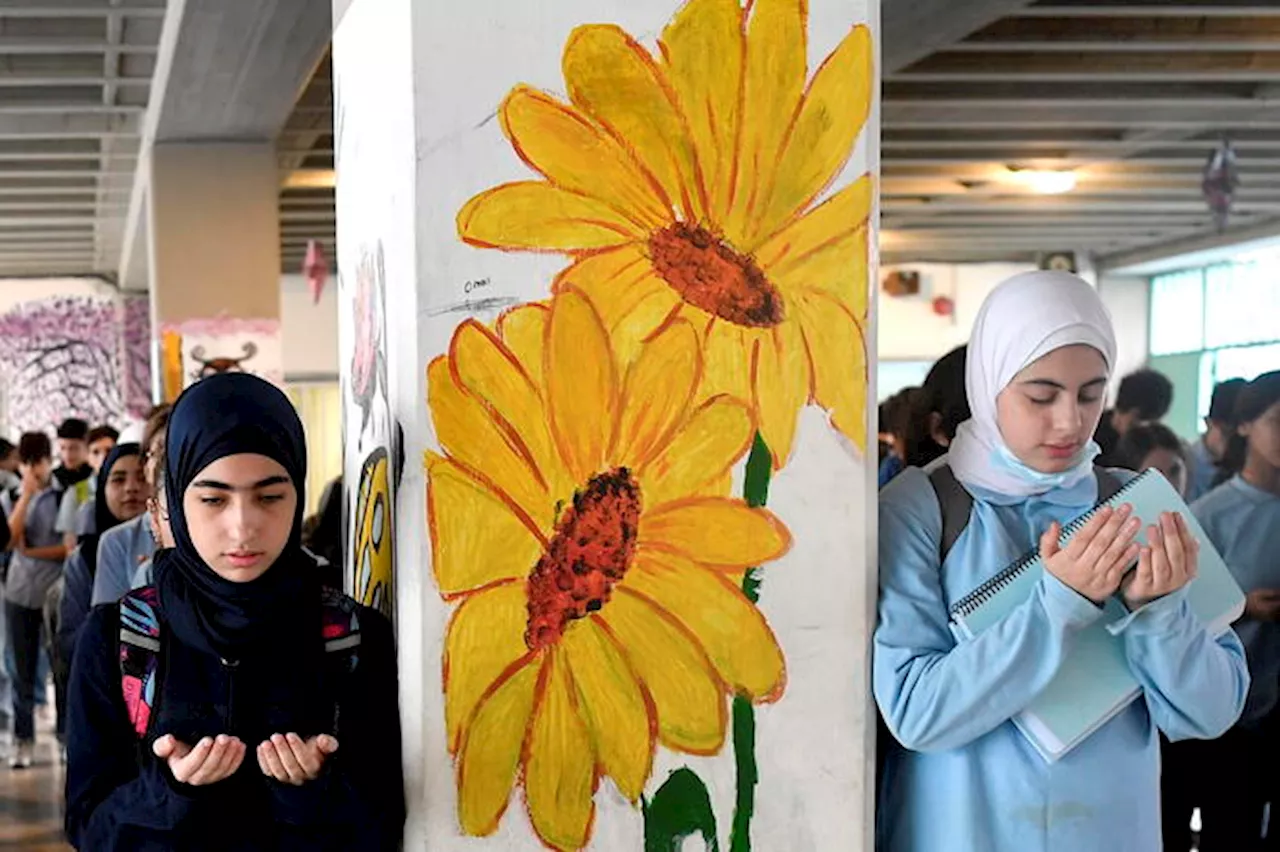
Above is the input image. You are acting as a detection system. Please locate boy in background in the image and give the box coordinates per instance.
[2,432,67,769]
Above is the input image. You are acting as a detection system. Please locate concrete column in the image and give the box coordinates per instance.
[147,143,283,397]
[334,0,880,849]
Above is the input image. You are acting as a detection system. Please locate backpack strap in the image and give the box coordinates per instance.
[927,464,1127,563]
[320,587,362,738]
[928,465,975,564]
[1095,468,1123,503]
[118,586,162,739]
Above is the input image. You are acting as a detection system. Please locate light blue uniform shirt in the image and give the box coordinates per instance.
[90,514,155,606]
[875,466,1248,852]
[1185,438,1219,504]
[1193,475,1280,727]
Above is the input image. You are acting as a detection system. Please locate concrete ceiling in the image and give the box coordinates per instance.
[882,0,1280,267]
[7,0,1280,280]
[0,0,163,279]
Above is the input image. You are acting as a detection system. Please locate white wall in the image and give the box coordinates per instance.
[0,276,118,312]
[280,273,340,379]
[879,263,1152,384]
[1097,274,1151,395]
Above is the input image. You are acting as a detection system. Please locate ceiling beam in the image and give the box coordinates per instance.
[882,0,1038,74]
[0,111,138,137]
[0,2,164,15]
[894,51,1280,83]
[0,40,158,54]
[1019,4,1280,18]
[1101,215,1280,272]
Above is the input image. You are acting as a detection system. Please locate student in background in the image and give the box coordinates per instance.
[1169,370,1280,851]
[92,405,169,606]
[1187,378,1248,502]
[66,425,121,543]
[53,418,93,494]
[903,345,970,469]
[58,425,118,547]
[86,426,119,474]
[1094,368,1175,466]
[1113,422,1190,497]
[57,445,146,714]
[874,271,1247,852]
[0,439,19,497]
[878,388,919,488]
[65,373,404,850]
[2,432,69,769]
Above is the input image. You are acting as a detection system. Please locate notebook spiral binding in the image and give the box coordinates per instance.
[948,470,1151,621]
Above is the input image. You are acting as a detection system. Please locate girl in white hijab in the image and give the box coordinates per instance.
[873,271,1247,852]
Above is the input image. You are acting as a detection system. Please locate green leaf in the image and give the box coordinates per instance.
[642,767,720,852]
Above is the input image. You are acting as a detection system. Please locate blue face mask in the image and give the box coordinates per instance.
[986,440,1102,503]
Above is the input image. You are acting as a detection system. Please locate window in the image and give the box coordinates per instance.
[1149,268,1204,356]
[1150,262,1280,437]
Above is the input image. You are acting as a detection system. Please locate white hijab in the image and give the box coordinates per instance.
[947,270,1117,501]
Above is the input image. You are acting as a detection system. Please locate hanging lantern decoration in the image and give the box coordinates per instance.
[303,239,330,304]
[1202,138,1240,232]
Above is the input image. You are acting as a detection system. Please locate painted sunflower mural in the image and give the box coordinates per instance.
[428,0,873,848]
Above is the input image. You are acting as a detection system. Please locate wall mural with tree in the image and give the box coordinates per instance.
[121,294,154,419]
[0,297,125,434]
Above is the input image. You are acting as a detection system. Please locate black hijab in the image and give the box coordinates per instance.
[80,442,141,577]
[154,373,319,661]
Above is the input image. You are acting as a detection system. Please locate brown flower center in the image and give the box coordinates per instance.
[525,468,641,650]
[648,222,784,328]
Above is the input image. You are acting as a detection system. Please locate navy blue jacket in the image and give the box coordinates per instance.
[65,599,405,850]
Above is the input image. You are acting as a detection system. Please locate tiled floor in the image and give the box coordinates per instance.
[0,703,72,852]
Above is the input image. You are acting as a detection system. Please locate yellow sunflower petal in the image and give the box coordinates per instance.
[701,318,753,404]
[614,318,700,467]
[793,290,868,452]
[426,453,543,596]
[755,176,872,318]
[501,85,672,230]
[451,319,558,491]
[444,583,533,752]
[625,551,786,701]
[495,302,550,391]
[600,591,726,754]
[753,25,873,245]
[546,289,621,484]
[427,358,549,529]
[524,649,596,852]
[726,0,806,245]
[457,656,541,837]
[660,0,745,223]
[563,619,654,802]
[608,287,684,376]
[564,24,706,222]
[553,245,671,335]
[458,181,643,252]
[639,496,791,567]
[753,318,811,469]
[639,396,754,507]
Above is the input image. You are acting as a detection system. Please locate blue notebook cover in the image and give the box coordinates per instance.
[948,469,1246,762]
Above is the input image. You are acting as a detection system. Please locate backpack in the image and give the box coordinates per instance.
[118,585,363,740]
[926,463,1124,562]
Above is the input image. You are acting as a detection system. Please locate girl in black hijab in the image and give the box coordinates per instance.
[65,373,405,851]
[56,442,145,726]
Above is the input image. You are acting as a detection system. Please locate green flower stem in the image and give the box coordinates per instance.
[730,432,772,852]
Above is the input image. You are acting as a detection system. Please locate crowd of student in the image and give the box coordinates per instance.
[875,270,1280,851]
[0,375,401,850]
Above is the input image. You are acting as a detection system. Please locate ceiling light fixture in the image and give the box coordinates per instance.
[1007,167,1077,195]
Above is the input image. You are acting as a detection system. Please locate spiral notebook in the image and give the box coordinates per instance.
[948,469,1245,762]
